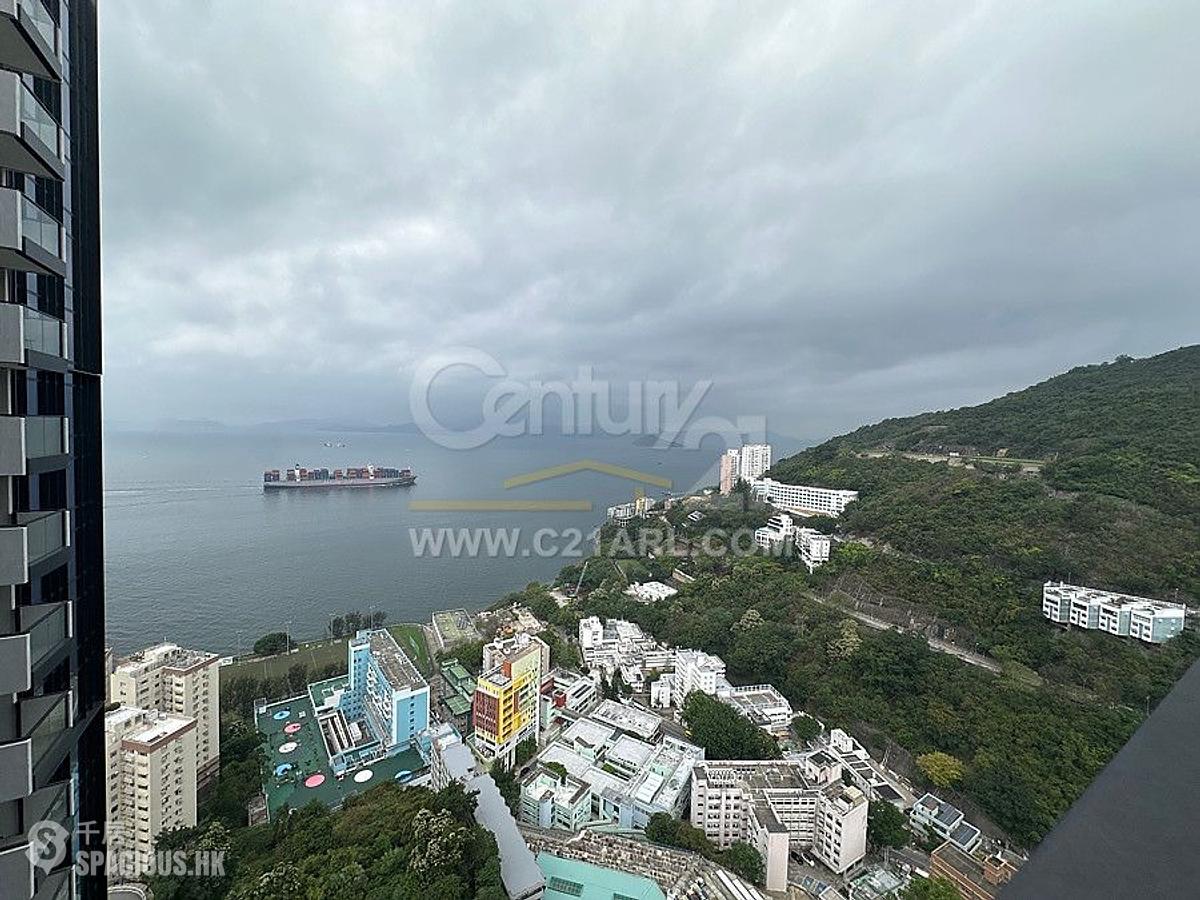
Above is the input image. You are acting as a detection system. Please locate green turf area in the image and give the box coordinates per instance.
[386,623,432,675]
[255,694,426,817]
[222,638,349,684]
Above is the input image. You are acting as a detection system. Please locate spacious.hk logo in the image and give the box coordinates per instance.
[27,820,69,873]
[408,347,766,451]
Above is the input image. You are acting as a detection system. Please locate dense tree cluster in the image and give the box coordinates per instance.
[150,782,505,900]
[644,813,765,886]
[328,609,388,638]
[867,800,909,850]
[680,691,780,760]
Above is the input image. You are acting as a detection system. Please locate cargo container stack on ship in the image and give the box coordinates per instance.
[262,463,417,490]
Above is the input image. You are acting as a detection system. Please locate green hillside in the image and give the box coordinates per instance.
[816,345,1200,520]
[567,346,1199,847]
[767,347,1200,705]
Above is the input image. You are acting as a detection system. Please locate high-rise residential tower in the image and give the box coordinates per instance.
[0,2,104,898]
[110,644,220,789]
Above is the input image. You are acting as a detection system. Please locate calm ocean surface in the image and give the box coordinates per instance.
[103,429,741,653]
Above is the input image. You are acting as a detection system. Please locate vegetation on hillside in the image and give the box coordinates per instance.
[763,348,1200,709]
[578,565,1144,845]
[645,813,765,886]
[820,346,1200,521]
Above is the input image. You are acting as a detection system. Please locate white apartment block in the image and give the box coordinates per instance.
[110,643,220,787]
[720,444,773,495]
[754,513,796,548]
[578,616,662,676]
[910,793,981,853]
[671,649,729,708]
[798,529,832,573]
[754,515,832,572]
[691,755,868,892]
[519,700,704,833]
[1042,581,1186,644]
[105,706,198,876]
[750,479,858,518]
[716,684,794,737]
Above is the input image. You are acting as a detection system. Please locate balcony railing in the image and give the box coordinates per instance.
[23,304,63,357]
[21,601,68,670]
[21,197,59,257]
[19,0,56,51]
[23,415,67,458]
[17,509,66,565]
[20,81,58,154]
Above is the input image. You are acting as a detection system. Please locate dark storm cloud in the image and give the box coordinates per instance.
[100,0,1200,436]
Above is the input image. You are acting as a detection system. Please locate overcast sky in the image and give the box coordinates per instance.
[99,1,1200,440]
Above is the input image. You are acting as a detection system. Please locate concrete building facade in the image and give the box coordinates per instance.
[690,756,868,891]
[0,2,106,896]
[109,643,220,787]
[104,707,197,877]
[473,632,546,765]
[749,479,858,518]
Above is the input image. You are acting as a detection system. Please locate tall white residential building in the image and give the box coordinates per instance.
[739,444,772,482]
[105,707,198,876]
[720,444,773,494]
[110,643,221,787]
[750,479,858,518]
[671,649,729,708]
[691,756,868,891]
[1042,581,1186,644]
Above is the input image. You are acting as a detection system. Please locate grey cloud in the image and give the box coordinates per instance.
[100,0,1200,436]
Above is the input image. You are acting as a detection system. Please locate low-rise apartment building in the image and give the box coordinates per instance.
[910,793,982,853]
[750,479,859,518]
[519,700,703,833]
[110,643,220,787]
[716,684,794,737]
[105,706,198,876]
[690,755,868,892]
[1042,581,1186,644]
[540,668,599,728]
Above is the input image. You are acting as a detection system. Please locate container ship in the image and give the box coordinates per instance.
[263,464,416,490]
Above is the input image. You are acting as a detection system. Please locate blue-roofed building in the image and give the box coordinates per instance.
[910,792,982,853]
[537,853,666,900]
